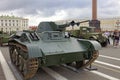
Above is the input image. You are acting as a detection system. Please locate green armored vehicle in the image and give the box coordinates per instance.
[8,22,101,80]
[0,33,10,46]
[71,26,108,47]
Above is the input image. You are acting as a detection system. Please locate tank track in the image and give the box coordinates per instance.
[22,58,39,80]
[9,43,39,80]
[66,51,99,69]
[82,50,99,68]
[9,42,99,79]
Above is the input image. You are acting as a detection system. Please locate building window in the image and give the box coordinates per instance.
[13,23,14,26]
[1,28,3,31]
[9,20,11,22]
[16,28,19,31]
[5,23,7,26]
[16,20,18,22]
[6,28,7,32]
[9,28,11,32]
[12,20,14,22]
[9,23,11,26]
[1,23,3,26]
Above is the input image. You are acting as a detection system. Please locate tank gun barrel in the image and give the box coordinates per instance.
[58,20,90,29]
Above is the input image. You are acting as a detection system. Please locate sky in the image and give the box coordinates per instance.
[0,0,120,26]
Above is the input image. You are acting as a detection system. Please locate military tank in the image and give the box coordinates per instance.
[0,33,10,46]
[8,21,101,80]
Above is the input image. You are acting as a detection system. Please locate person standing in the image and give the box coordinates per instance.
[104,31,110,45]
[113,30,120,47]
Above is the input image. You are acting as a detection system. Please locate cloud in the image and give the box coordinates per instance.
[0,0,91,14]
[0,0,120,25]
[98,0,120,18]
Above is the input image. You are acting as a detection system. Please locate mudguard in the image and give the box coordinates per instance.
[26,44,43,58]
[77,39,101,50]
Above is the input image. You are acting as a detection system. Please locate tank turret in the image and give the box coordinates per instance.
[37,22,69,32]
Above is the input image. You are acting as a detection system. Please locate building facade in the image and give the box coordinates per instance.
[100,18,120,31]
[0,15,28,33]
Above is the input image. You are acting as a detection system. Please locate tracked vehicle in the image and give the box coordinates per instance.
[0,33,10,46]
[8,21,101,80]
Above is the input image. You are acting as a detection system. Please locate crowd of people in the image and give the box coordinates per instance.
[104,30,120,48]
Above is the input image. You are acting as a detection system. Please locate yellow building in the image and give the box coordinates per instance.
[100,18,120,31]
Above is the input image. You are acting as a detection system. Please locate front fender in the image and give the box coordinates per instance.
[77,39,101,51]
[26,44,43,58]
